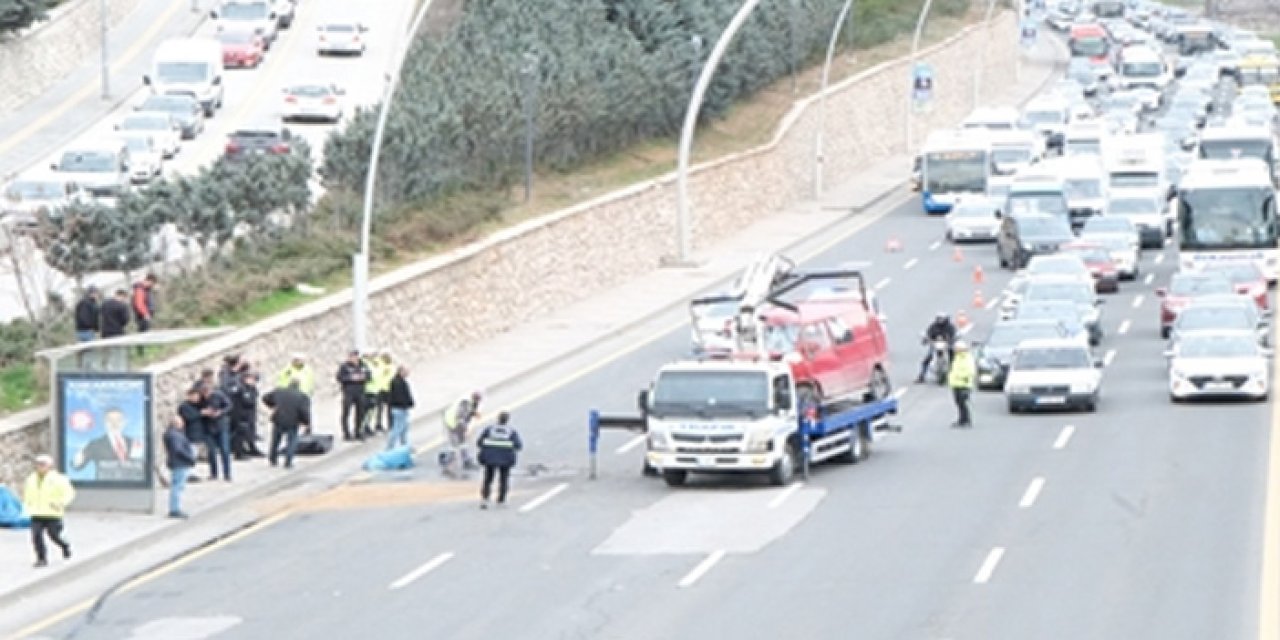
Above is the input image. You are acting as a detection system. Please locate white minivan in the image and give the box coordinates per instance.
[144,38,225,117]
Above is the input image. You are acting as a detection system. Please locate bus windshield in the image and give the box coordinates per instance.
[1199,139,1273,164]
[924,150,988,194]
[1108,171,1159,189]
[1178,187,1277,250]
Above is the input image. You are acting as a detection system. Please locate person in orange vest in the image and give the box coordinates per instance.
[132,273,159,333]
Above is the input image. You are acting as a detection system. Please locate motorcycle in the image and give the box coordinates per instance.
[927,338,951,385]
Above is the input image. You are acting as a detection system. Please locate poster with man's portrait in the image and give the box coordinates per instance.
[58,373,153,487]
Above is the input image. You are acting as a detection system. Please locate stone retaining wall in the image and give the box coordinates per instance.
[0,0,144,117]
[0,13,1026,490]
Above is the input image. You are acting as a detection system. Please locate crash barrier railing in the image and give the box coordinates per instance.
[587,410,654,480]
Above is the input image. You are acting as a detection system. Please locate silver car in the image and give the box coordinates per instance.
[1167,331,1270,402]
[945,196,1001,242]
[317,22,368,55]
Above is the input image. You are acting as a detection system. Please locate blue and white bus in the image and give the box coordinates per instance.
[920,129,993,214]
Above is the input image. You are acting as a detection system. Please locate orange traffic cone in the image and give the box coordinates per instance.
[973,264,984,285]
[952,246,964,262]
[885,236,902,253]
[956,309,970,328]
[972,289,985,309]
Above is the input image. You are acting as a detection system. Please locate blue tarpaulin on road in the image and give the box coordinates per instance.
[0,485,30,529]
[362,446,415,472]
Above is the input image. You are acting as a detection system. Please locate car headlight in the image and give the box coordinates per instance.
[647,432,670,452]
[744,430,772,453]
[1069,380,1094,393]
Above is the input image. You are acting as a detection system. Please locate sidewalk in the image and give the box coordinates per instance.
[0,26,1066,614]
[0,0,209,179]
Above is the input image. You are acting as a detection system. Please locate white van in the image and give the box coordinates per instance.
[1051,155,1109,227]
[145,38,225,117]
[1115,45,1171,92]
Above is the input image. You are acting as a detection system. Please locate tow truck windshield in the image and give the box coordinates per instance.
[651,370,770,418]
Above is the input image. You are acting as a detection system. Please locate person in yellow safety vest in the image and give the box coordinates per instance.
[947,340,977,429]
[368,350,396,434]
[23,454,75,567]
[442,391,482,477]
[276,353,315,398]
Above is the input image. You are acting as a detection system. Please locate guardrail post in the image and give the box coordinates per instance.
[588,410,600,480]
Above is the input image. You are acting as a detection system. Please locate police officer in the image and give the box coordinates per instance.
[948,340,977,428]
[476,411,522,509]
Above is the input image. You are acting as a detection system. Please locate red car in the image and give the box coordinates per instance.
[218,30,265,68]
[758,293,892,406]
[1156,272,1236,338]
[1060,242,1120,293]
[1203,262,1270,312]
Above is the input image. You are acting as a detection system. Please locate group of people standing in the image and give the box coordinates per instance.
[72,274,159,342]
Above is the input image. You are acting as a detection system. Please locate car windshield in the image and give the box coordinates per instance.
[1179,335,1259,358]
[121,137,154,153]
[1024,110,1063,126]
[1066,140,1101,156]
[986,322,1063,348]
[1084,218,1130,233]
[142,96,192,113]
[1064,179,1103,199]
[1107,197,1158,214]
[1169,275,1234,296]
[651,371,769,416]
[1121,61,1163,77]
[993,148,1033,165]
[1176,306,1255,331]
[1013,346,1092,369]
[324,24,356,32]
[1009,195,1069,218]
[1018,215,1072,237]
[122,116,168,130]
[1087,235,1131,251]
[220,2,268,20]
[952,202,995,218]
[1199,139,1272,161]
[287,85,332,97]
[232,129,280,140]
[155,62,209,83]
[58,151,116,172]
[1025,282,1093,304]
[1028,257,1087,276]
[5,180,65,200]
[217,30,257,44]
[1065,246,1110,262]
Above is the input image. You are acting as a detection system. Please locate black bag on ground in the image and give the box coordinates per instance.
[294,433,334,456]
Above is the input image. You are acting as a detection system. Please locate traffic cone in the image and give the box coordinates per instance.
[973,264,984,285]
[952,246,964,262]
[973,289,985,309]
[955,309,970,328]
[885,236,902,253]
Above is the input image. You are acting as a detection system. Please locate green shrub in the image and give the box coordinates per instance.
[0,0,48,34]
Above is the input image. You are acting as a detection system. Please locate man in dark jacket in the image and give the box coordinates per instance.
[163,414,196,519]
[99,290,130,339]
[386,366,414,450]
[217,354,241,391]
[132,273,158,333]
[230,371,264,459]
[335,350,371,442]
[176,388,206,483]
[200,383,234,481]
[476,412,522,510]
[263,381,311,469]
[74,287,100,343]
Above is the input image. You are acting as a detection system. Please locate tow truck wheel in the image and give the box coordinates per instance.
[837,425,867,464]
[662,469,688,487]
[769,440,798,486]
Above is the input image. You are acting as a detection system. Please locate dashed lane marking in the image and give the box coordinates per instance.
[519,482,570,514]
[874,277,892,290]
[1104,349,1116,367]
[1019,477,1045,509]
[904,258,919,270]
[1053,425,1075,450]
[1118,319,1131,335]
[1132,295,1145,309]
[678,550,727,588]
[768,482,805,509]
[973,547,1006,584]
[389,552,455,590]
[616,435,645,454]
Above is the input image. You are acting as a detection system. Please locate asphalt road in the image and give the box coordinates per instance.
[26,184,1274,639]
[0,0,417,321]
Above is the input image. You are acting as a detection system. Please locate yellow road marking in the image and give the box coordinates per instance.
[12,511,290,640]
[0,0,188,158]
[1259,316,1280,640]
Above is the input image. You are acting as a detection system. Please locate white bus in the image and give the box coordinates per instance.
[1197,124,1277,182]
[920,129,992,214]
[1175,159,1279,282]
[1102,133,1169,199]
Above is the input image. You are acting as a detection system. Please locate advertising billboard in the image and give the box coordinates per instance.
[57,372,153,488]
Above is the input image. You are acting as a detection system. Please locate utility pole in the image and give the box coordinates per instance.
[788,0,801,94]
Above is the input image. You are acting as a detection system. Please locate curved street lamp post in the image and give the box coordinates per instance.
[814,0,855,199]
[903,0,935,158]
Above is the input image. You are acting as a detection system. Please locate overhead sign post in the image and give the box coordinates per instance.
[1020,17,1038,50]
[912,62,934,112]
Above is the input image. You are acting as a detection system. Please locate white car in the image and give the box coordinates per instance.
[1005,338,1103,412]
[1104,191,1167,249]
[282,83,345,123]
[1167,331,1270,402]
[1169,295,1268,347]
[116,113,181,158]
[1083,232,1141,280]
[1081,216,1140,251]
[2,174,86,227]
[317,22,368,55]
[119,135,164,184]
[1001,255,1095,319]
[945,196,1001,242]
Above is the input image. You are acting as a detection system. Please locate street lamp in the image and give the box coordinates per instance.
[675,0,765,265]
[353,0,436,353]
[903,0,935,157]
[814,0,855,199]
[521,52,539,204]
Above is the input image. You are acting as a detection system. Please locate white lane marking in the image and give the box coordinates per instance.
[904,258,919,270]
[389,552,455,590]
[985,296,1000,310]
[768,482,805,509]
[615,435,645,454]
[1118,319,1131,335]
[1154,253,1165,264]
[893,386,909,400]
[678,550,727,588]
[1053,425,1075,450]
[1019,477,1046,509]
[973,547,1006,584]
[1104,349,1116,367]
[929,240,942,251]
[959,323,974,336]
[874,277,892,290]
[1143,273,1154,285]
[1132,294,1145,309]
[520,483,570,514]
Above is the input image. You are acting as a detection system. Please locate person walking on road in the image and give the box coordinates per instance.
[386,366,414,450]
[477,412,522,509]
[948,340,977,429]
[276,353,315,398]
[336,350,371,442]
[263,381,311,469]
[23,454,75,567]
[74,286,100,343]
[442,391,482,477]
[163,414,196,519]
[200,382,234,481]
[131,273,158,333]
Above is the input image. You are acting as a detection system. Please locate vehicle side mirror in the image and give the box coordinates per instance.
[142,74,151,86]
[213,75,222,86]
[209,10,217,18]
[773,387,792,411]
[636,389,650,415]
[282,128,292,140]
[1155,287,1167,297]
[49,163,57,171]
[269,12,277,19]
[994,209,1003,219]
[1095,299,1106,305]
[360,25,369,32]
[1094,359,1105,368]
